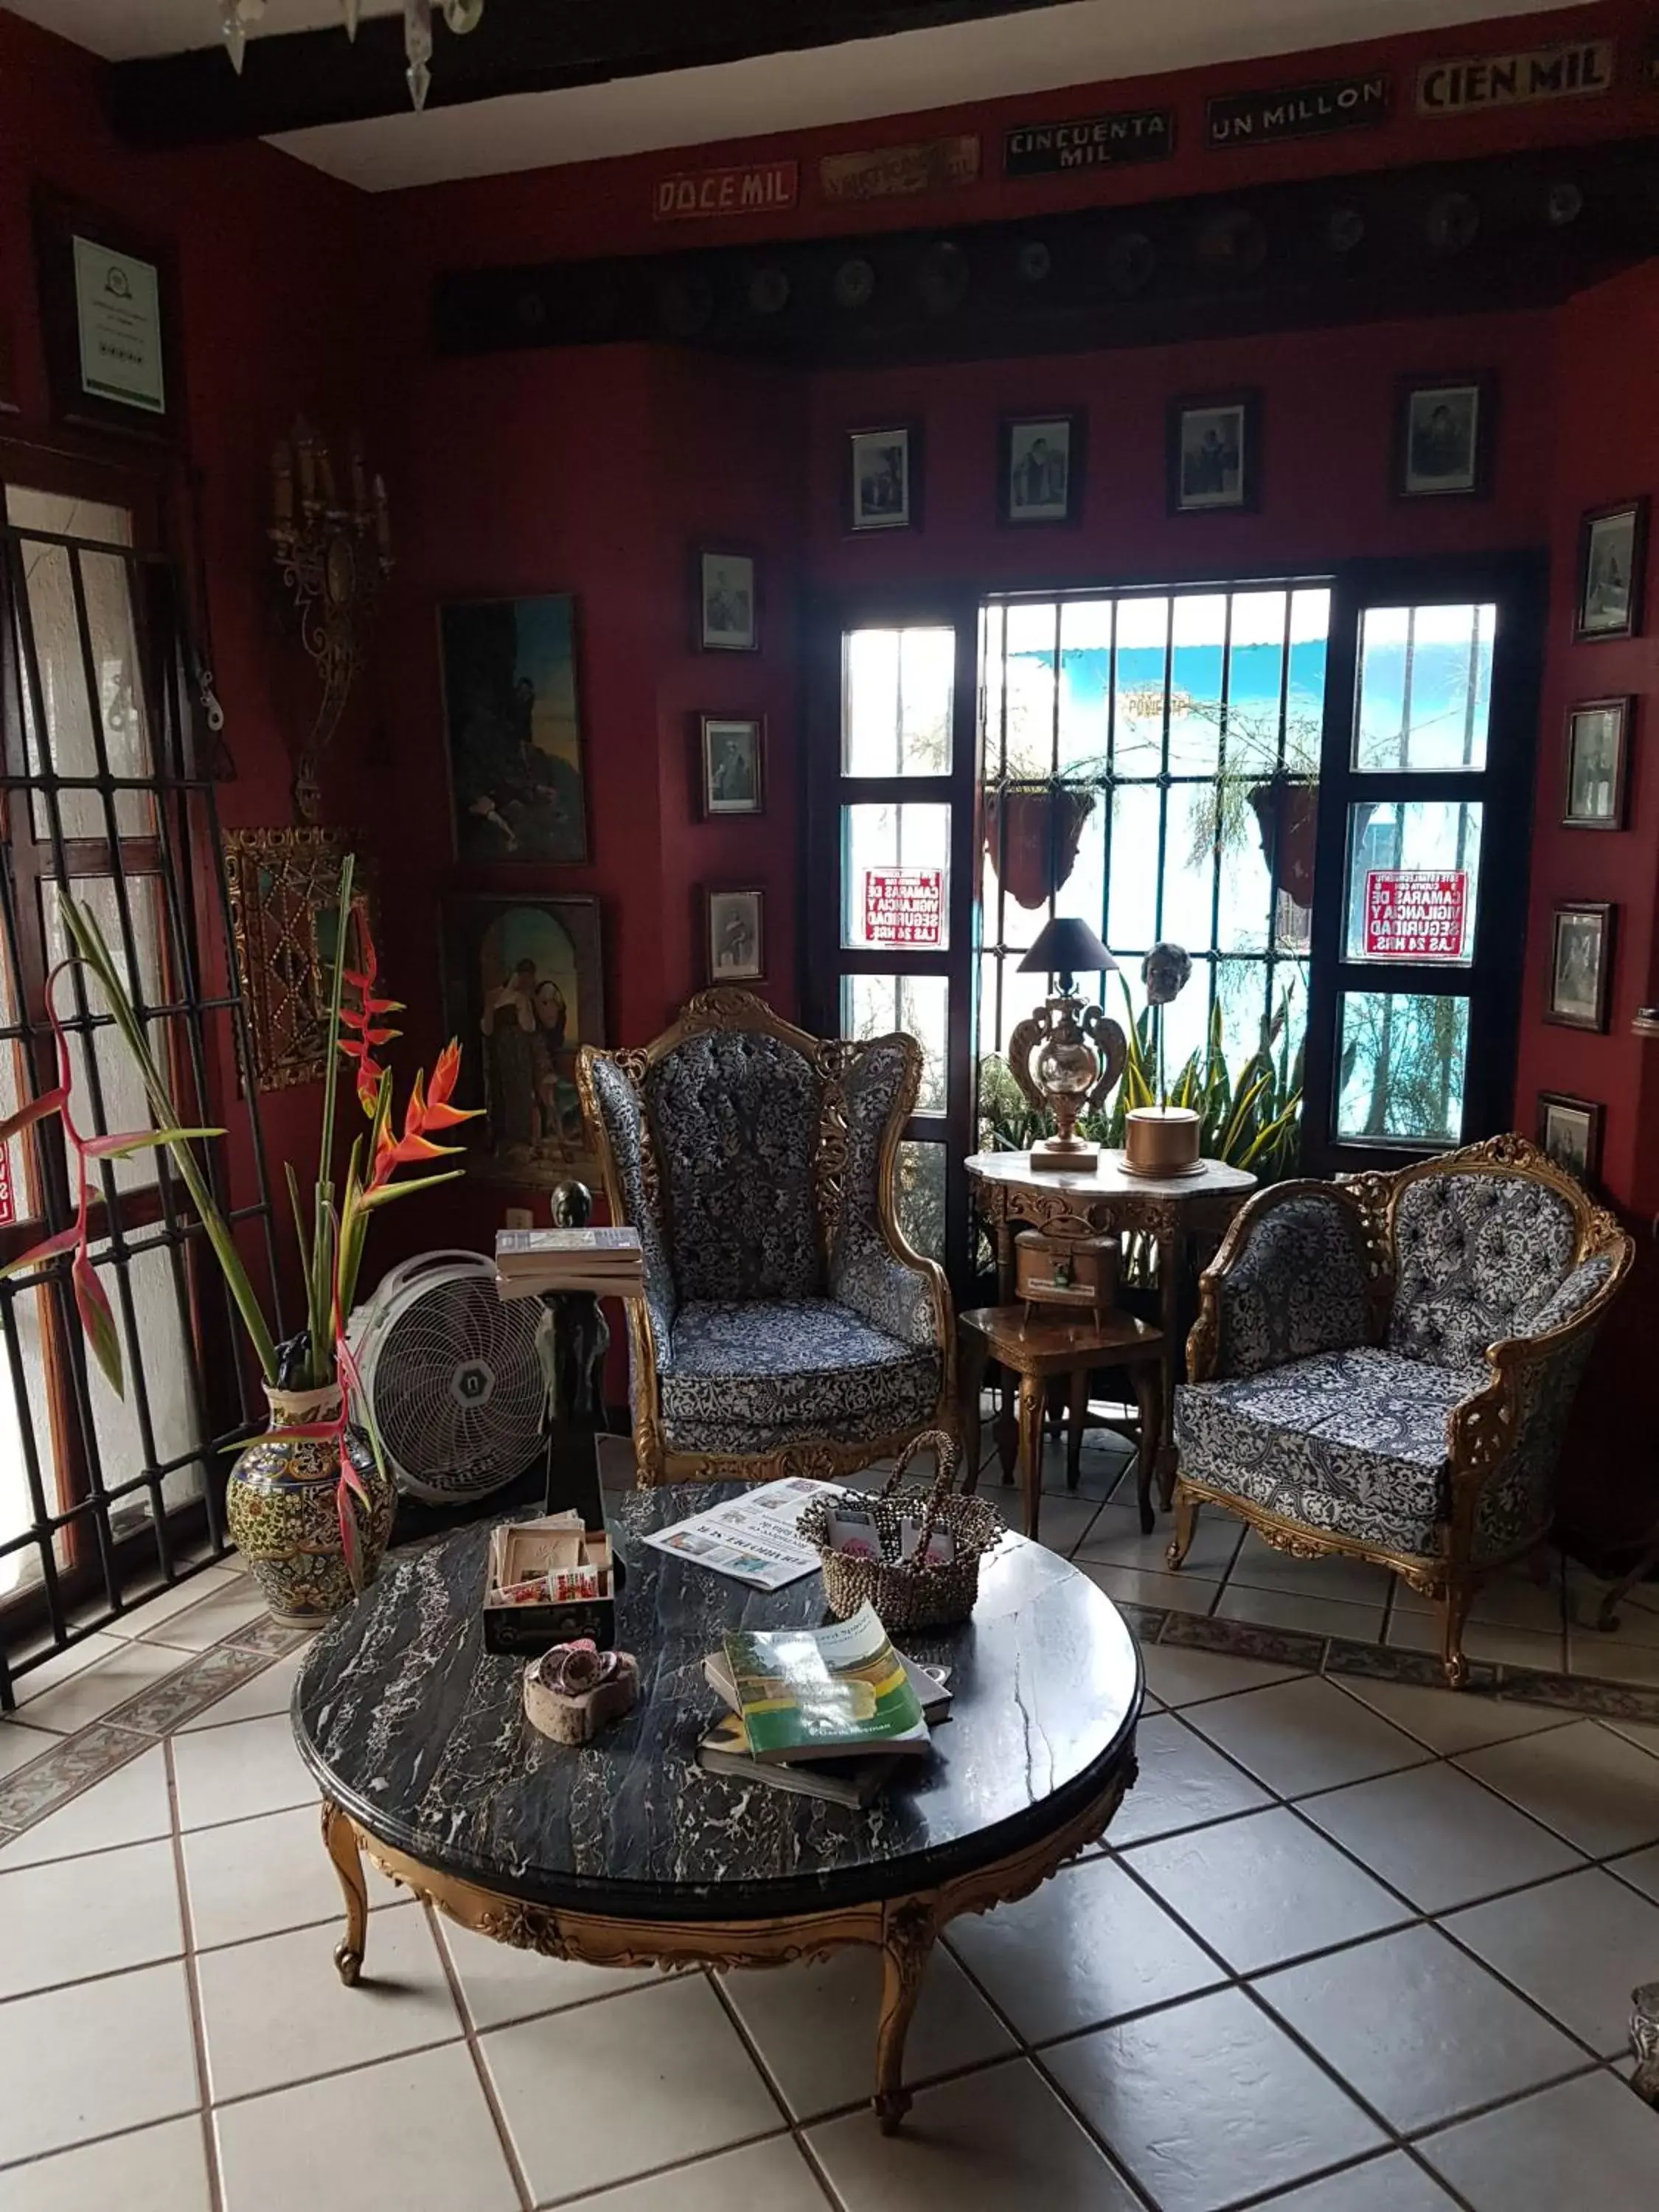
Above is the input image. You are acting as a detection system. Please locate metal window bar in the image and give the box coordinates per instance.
[0,521,281,1707]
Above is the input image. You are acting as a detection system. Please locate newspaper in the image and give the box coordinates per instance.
[641,1476,835,1590]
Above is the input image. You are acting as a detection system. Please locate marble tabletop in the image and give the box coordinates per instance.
[964,1148,1256,1202]
[293,1486,1141,1921]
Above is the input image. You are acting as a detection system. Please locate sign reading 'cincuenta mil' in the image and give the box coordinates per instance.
[1003,108,1175,177]
[1206,72,1390,148]
[1415,40,1615,116]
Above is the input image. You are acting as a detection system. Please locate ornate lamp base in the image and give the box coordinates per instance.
[1029,1136,1100,1173]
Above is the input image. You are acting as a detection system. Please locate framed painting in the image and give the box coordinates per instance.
[1536,1092,1604,1186]
[223,828,373,1091]
[1545,901,1615,1033]
[439,594,588,863]
[999,411,1085,526]
[847,425,921,532]
[1167,392,1260,514]
[702,886,765,981]
[698,714,765,816]
[1394,372,1494,499]
[440,894,606,1189]
[1574,498,1648,643]
[1562,697,1632,830]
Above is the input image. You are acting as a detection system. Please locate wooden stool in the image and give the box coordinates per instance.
[958,1305,1164,1543]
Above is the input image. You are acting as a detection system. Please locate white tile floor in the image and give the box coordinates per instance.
[0,1435,1655,2210]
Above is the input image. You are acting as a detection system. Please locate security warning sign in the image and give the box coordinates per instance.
[863,868,945,947]
[1364,869,1469,960]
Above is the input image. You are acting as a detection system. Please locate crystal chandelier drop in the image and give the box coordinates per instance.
[218,1,485,111]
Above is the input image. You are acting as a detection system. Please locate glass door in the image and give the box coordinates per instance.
[804,594,980,1287]
[1301,555,1545,1172]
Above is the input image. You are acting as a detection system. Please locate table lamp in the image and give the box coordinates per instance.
[1008,917,1126,1172]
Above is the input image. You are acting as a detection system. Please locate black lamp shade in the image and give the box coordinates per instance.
[1018,915,1117,988]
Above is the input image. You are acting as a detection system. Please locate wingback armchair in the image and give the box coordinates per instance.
[576,990,953,1485]
[1168,1135,1633,1685]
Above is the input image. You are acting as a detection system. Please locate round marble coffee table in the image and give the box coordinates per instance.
[293,1486,1141,2130]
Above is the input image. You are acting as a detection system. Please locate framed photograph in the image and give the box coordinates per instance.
[703,886,765,982]
[697,549,758,652]
[1168,394,1259,514]
[1000,412,1084,526]
[439,595,587,863]
[1575,498,1648,642]
[1545,901,1615,1032]
[1537,1092,1604,1186]
[33,186,182,443]
[848,425,919,532]
[223,829,373,1093]
[439,894,606,1187]
[1395,373,1492,498]
[1562,696,1632,830]
[699,715,765,817]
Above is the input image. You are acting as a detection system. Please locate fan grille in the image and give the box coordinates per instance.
[369,1273,549,1501]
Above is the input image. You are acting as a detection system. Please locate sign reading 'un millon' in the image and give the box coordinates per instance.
[1206,72,1391,149]
[1003,108,1175,178]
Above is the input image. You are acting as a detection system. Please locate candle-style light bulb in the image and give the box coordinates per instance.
[372,474,392,559]
[271,439,294,527]
[294,420,318,507]
[349,434,369,519]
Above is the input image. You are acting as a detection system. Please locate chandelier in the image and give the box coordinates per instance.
[219,1,485,111]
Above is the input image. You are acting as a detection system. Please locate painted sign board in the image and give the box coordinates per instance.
[863,868,945,947]
[1363,869,1470,960]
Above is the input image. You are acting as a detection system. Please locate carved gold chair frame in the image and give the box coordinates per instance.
[1169,1133,1634,1686]
[576,987,955,1486]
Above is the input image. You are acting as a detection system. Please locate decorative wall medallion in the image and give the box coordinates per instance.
[1015,240,1052,285]
[833,257,877,310]
[746,265,790,316]
[1206,72,1390,148]
[1003,108,1174,178]
[918,240,970,316]
[1426,192,1481,254]
[819,136,980,204]
[1416,41,1614,116]
[1103,231,1157,294]
[653,161,798,220]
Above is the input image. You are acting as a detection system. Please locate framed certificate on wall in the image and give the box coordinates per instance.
[33,187,183,442]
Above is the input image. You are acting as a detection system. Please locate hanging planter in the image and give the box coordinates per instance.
[1248,779,1319,910]
[984,782,1098,911]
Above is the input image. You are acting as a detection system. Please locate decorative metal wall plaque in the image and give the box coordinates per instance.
[818,136,980,204]
[224,827,373,1092]
[1416,40,1615,115]
[1207,72,1391,148]
[1004,108,1175,177]
[653,161,799,220]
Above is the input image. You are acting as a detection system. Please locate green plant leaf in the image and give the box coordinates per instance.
[0,1222,81,1279]
[80,1126,222,1161]
[73,1250,123,1397]
[0,1087,67,1145]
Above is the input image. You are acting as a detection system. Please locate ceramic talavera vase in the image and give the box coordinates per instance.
[226,1381,396,1624]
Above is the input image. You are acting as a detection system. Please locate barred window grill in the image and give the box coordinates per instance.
[0,484,280,1705]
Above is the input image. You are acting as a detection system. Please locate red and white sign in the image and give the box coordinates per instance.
[1363,869,1469,959]
[863,868,945,947]
[0,1138,13,1227]
[653,161,799,220]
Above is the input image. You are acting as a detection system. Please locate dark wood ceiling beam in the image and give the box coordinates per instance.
[109,0,1071,147]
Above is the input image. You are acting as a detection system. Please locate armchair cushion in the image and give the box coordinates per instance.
[1389,1172,1578,1370]
[1212,1192,1375,1379]
[1176,1347,1481,1557]
[659,1297,940,1453]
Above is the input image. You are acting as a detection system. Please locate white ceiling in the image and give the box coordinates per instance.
[15,0,1598,192]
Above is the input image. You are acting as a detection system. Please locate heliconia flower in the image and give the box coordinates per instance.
[419,1039,475,1131]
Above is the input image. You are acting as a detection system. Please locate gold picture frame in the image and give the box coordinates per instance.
[224,828,372,1092]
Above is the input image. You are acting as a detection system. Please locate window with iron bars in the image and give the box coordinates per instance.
[0,478,279,1704]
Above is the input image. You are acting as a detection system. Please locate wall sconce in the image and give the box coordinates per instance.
[270,420,392,821]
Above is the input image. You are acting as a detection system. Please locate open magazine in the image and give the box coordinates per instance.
[641,1476,832,1590]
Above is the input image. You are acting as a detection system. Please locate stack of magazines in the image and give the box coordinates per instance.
[494,1225,645,1301]
[697,1601,951,1808]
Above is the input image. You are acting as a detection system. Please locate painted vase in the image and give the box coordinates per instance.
[226,1381,396,1624]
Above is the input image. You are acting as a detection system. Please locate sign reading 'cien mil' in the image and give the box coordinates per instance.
[1003,108,1175,177]
[1416,40,1615,116]
[653,161,799,220]
[1206,71,1390,148]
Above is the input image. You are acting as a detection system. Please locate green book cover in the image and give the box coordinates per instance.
[720,1601,928,1763]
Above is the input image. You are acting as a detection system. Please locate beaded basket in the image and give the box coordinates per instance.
[797,1431,1005,1631]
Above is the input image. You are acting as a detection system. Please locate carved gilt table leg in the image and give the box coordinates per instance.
[321,1799,369,1986]
[1155,1230,1181,1511]
[873,1898,937,2133]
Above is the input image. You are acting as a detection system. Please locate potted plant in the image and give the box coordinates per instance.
[982,682,1110,912]
[0,855,478,1621]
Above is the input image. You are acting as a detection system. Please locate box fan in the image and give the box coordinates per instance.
[348,1251,554,1504]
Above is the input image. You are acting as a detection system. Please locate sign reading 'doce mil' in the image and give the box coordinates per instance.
[1003,108,1175,178]
[1416,40,1615,116]
[1206,72,1390,148]
[653,161,799,220]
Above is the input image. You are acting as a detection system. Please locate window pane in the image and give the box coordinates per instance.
[40,875,172,1197]
[1113,595,1169,776]
[896,1139,946,1263]
[1167,594,1227,776]
[1057,599,1112,772]
[843,625,953,775]
[841,973,948,1114]
[1107,785,1160,948]
[0,1279,60,1598]
[1354,604,1494,771]
[1337,992,1469,1145]
[1345,800,1482,965]
[841,803,950,950]
[84,1239,205,1518]
[1001,602,1058,780]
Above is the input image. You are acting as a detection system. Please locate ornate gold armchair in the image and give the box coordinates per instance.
[1167,1135,1633,1686]
[576,990,953,1485]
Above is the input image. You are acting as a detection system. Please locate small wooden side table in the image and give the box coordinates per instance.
[959,1305,1164,1541]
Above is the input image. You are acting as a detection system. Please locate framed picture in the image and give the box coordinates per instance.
[1575,498,1648,642]
[1395,373,1492,498]
[999,412,1083,526]
[1168,394,1259,514]
[223,829,374,1092]
[439,595,588,863]
[699,715,765,816]
[703,886,765,981]
[1545,901,1615,1032]
[33,186,182,443]
[1537,1091,1604,1185]
[1562,696,1632,829]
[848,425,919,532]
[439,894,606,1187]
[697,549,758,652]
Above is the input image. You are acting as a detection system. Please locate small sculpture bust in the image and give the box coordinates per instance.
[1141,942,1192,1007]
[549,1180,592,1228]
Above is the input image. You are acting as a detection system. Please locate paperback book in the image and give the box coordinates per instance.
[720,1602,929,1764]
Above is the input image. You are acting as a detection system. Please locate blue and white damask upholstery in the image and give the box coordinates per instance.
[582,1004,947,1473]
